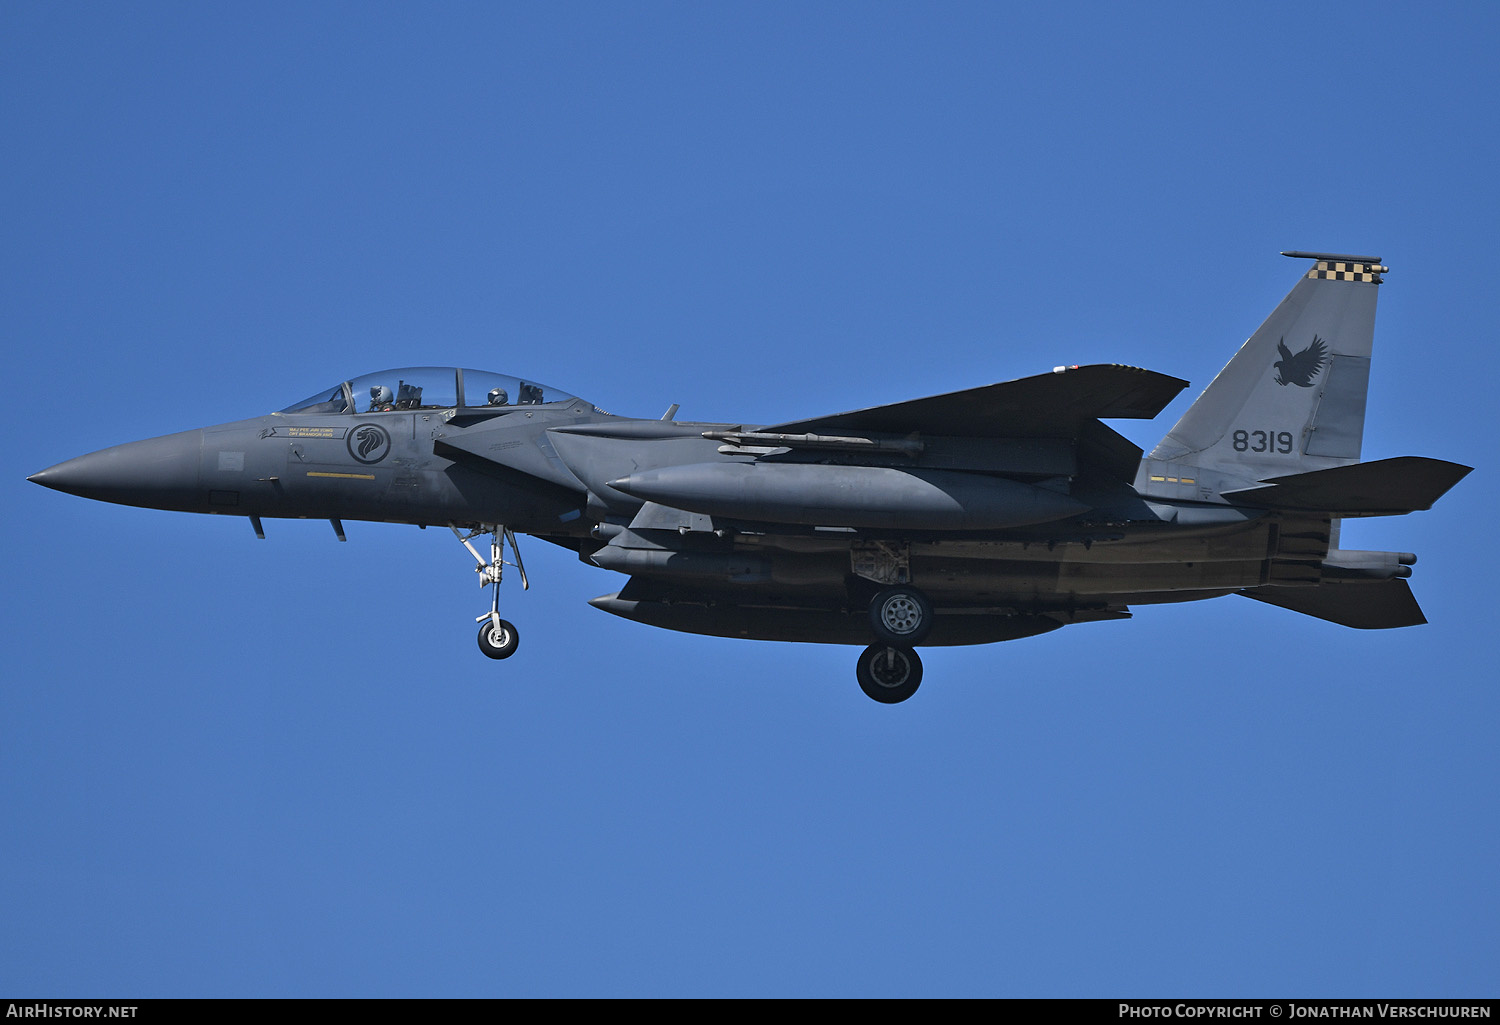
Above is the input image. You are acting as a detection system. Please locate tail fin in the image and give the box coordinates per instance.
[1147,252,1386,485]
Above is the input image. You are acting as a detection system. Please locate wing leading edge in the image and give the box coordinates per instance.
[761,364,1189,439]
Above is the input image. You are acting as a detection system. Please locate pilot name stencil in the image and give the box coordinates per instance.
[259,425,349,440]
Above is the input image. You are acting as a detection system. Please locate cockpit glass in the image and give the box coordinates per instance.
[280,386,349,414]
[279,368,582,415]
[461,370,574,408]
[350,368,458,413]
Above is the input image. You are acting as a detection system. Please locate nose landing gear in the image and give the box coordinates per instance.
[452,523,527,662]
[477,617,519,660]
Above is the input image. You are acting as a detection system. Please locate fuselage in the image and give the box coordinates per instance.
[26,254,1467,703]
[29,378,1294,647]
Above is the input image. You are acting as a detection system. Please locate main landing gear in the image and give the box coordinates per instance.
[868,586,933,646]
[856,644,923,704]
[452,523,527,661]
[856,585,932,704]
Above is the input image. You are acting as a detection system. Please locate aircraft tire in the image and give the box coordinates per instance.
[477,619,520,660]
[856,645,922,704]
[868,586,934,646]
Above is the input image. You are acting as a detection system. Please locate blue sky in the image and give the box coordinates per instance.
[3,2,1496,997]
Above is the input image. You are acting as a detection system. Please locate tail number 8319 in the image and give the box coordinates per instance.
[1233,429,1294,454]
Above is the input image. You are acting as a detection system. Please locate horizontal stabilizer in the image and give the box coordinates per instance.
[1239,579,1427,629]
[1222,456,1471,516]
[763,364,1188,439]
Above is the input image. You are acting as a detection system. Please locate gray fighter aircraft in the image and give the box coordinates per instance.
[29,252,1470,702]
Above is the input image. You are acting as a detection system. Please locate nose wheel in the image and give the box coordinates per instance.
[452,523,528,663]
[477,618,520,659]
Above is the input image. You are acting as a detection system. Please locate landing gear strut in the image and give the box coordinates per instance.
[452,523,527,661]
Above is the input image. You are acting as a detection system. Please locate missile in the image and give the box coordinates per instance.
[607,462,1087,530]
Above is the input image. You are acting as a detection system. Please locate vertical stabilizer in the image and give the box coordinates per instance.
[1147,253,1385,486]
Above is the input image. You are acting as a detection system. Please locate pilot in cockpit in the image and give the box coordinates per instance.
[370,385,395,412]
[487,387,509,407]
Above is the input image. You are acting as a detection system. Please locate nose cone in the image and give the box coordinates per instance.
[29,429,206,511]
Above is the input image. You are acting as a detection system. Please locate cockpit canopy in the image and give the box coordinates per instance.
[280,368,584,415]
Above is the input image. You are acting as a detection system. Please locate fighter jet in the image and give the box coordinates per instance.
[29,252,1470,703]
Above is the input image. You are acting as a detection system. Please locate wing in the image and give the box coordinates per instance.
[761,364,1188,440]
[755,364,1188,484]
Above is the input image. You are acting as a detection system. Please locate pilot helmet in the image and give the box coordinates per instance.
[488,387,509,406]
[370,385,393,407]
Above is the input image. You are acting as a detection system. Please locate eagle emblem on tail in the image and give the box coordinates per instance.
[1274,335,1329,387]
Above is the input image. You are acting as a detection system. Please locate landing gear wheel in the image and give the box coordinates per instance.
[868,586,934,646]
[856,645,923,704]
[477,619,520,660]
